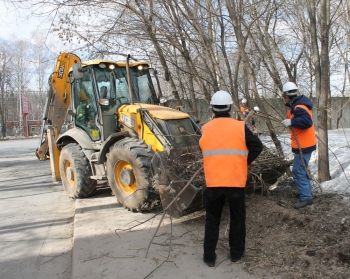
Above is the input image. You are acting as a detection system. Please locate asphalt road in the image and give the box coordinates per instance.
[0,138,74,279]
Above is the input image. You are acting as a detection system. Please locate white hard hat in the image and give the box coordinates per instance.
[241,98,247,104]
[210,90,233,105]
[282,82,298,96]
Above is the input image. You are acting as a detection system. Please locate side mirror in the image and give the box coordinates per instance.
[99,98,110,106]
[72,63,84,79]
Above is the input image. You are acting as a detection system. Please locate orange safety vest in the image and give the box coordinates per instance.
[240,105,249,113]
[199,118,249,187]
[287,105,316,149]
[240,105,253,121]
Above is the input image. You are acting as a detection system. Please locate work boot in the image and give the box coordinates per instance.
[294,199,313,209]
[230,256,242,262]
[230,251,243,263]
[203,254,216,267]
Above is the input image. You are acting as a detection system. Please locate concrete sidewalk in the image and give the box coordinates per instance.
[72,188,260,279]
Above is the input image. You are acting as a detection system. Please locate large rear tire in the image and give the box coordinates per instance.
[106,137,156,211]
[59,143,97,198]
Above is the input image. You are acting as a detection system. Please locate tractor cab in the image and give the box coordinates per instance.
[69,60,160,142]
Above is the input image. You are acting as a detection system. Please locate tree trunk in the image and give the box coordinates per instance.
[307,0,331,182]
[317,0,331,181]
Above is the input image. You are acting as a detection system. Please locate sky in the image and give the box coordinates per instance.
[0,1,53,41]
[262,128,350,196]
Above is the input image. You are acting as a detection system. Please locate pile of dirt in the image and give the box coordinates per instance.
[232,185,350,279]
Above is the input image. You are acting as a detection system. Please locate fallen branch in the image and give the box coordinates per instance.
[145,166,204,259]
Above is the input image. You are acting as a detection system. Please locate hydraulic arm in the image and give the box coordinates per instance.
[36,53,81,181]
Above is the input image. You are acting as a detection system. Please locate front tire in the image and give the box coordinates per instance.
[106,137,156,211]
[59,143,96,198]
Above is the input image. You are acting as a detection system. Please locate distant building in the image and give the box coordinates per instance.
[5,120,41,136]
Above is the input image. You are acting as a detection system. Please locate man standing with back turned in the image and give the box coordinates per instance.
[281,82,317,209]
[199,90,263,267]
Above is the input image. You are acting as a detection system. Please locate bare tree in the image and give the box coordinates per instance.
[11,39,32,135]
[306,0,331,182]
[0,40,14,137]
[28,35,52,121]
[2,0,348,185]
[225,0,285,157]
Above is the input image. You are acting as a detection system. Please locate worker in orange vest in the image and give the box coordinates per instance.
[240,98,256,128]
[199,90,263,267]
[239,98,249,118]
[281,82,317,209]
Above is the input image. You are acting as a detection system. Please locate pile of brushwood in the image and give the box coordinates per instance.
[152,144,289,217]
[155,144,288,188]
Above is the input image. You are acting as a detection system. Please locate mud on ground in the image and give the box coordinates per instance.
[236,184,350,279]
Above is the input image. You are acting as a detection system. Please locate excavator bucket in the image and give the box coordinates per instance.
[151,146,206,218]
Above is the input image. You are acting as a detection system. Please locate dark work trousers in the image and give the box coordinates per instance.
[203,187,246,261]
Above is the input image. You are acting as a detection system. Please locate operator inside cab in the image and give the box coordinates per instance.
[76,89,92,127]
[75,88,100,141]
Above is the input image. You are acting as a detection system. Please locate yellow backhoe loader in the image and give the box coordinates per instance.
[36,52,204,217]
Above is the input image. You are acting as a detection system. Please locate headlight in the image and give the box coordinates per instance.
[137,65,149,70]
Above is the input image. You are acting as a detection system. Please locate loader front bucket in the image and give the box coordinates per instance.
[151,146,205,218]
